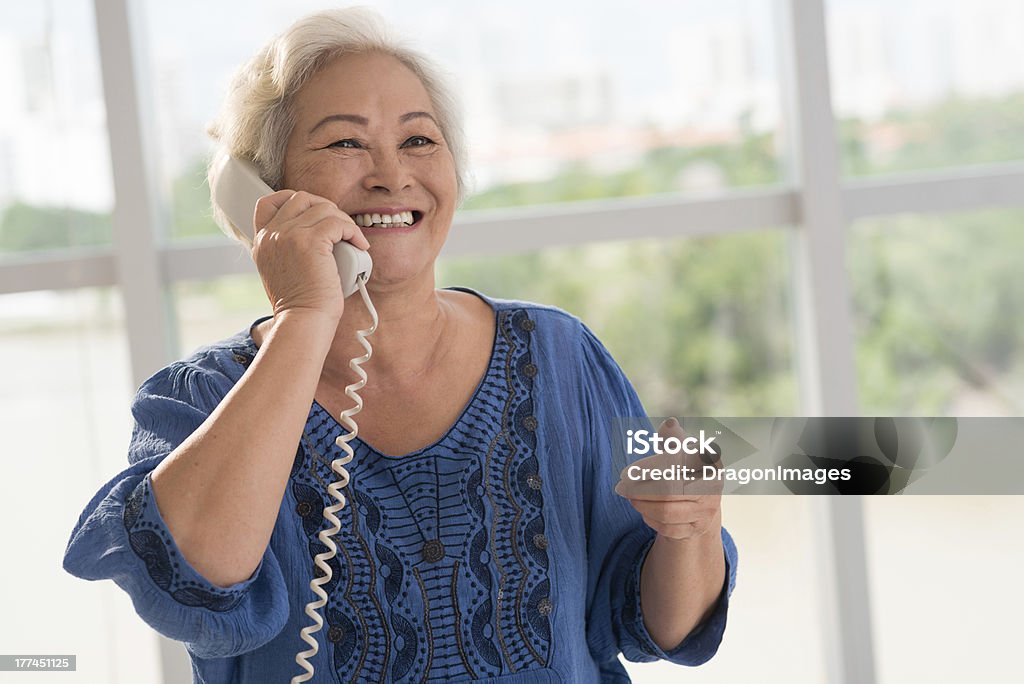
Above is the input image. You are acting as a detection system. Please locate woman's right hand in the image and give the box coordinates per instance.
[251,189,370,324]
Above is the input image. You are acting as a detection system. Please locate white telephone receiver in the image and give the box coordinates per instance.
[211,153,377,683]
[210,153,372,297]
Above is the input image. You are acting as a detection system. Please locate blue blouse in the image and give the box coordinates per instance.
[64,290,738,683]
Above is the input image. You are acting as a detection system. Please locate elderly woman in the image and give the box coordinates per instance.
[65,8,737,683]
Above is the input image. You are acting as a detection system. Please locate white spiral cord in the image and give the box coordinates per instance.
[292,277,378,684]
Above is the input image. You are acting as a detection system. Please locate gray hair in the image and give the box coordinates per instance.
[206,7,468,244]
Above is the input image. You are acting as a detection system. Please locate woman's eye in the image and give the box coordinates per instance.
[403,136,436,148]
[329,139,361,149]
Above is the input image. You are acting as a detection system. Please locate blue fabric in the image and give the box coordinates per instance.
[64,289,738,683]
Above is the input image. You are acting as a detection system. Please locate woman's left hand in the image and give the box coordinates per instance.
[615,419,728,649]
[615,418,723,541]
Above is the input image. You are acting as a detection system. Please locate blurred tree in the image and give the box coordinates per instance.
[0,202,111,252]
[170,157,220,240]
[849,210,1024,414]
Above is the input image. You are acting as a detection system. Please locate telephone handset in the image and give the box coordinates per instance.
[210,153,372,297]
[211,153,377,683]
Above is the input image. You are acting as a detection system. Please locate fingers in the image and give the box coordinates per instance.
[617,419,725,540]
[616,418,725,502]
[628,497,720,525]
[657,417,685,440]
[303,213,370,252]
[254,190,299,231]
[627,497,722,540]
[657,417,724,470]
[260,189,334,225]
[279,202,370,249]
[254,190,370,250]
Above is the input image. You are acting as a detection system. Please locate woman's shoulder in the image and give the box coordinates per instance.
[449,287,586,334]
[449,287,613,363]
[136,318,265,401]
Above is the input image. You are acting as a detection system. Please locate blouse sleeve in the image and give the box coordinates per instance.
[62,360,290,659]
[577,324,739,667]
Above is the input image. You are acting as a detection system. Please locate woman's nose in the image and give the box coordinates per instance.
[363,149,412,193]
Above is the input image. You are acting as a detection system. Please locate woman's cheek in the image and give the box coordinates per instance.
[319,161,371,199]
[421,154,458,193]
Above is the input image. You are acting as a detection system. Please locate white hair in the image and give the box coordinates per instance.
[206,6,468,245]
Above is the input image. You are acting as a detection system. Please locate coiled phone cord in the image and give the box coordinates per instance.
[292,276,378,684]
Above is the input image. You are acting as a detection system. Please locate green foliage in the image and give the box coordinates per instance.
[462,133,779,210]
[839,91,1024,176]
[170,156,222,240]
[0,202,111,252]
[439,232,797,416]
[850,210,1024,414]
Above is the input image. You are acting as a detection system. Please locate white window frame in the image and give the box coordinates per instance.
[1,0,1021,681]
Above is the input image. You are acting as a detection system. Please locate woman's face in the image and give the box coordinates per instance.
[281,51,458,289]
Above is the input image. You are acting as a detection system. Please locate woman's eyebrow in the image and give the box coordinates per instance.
[399,111,439,126]
[309,111,439,135]
[309,113,367,134]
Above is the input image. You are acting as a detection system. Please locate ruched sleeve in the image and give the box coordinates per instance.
[62,359,290,659]
[577,325,738,668]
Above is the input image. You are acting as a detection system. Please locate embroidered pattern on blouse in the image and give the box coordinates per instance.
[122,476,246,612]
[291,308,552,682]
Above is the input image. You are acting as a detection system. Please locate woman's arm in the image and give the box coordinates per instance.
[150,311,336,587]
[151,188,369,587]
[623,418,729,650]
[639,515,727,650]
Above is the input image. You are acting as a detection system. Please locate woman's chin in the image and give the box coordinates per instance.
[364,261,434,292]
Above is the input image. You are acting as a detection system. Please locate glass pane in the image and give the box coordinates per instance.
[623,497,827,682]
[850,209,1024,415]
[140,0,784,241]
[864,496,1024,683]
[0,2,113,254]
[172,272,267,356]
[0,289,161,682]
[439,231,798,416]
[828,0,1024,176]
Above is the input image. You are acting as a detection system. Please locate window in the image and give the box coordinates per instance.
[0,289,157,682]
[863,496,1024,682]
[829,0,1024,177]
[0,1,113,254]
[6,1,1021,681]
[439,230,798,416]
[173,273,265,354]
[140,0,784,241]
[0,3,152,680]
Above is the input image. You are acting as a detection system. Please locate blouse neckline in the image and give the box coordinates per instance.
[243,287,502,460]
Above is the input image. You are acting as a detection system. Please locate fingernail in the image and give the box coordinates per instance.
[666,417,679,428]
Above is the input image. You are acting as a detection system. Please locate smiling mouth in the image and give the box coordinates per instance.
[351,211,422,228]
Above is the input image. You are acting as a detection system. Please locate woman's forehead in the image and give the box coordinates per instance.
[295,52,435,126]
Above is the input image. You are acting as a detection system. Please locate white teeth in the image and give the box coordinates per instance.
[352,211,417,227]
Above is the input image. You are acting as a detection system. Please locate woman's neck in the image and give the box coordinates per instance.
[321,275,454,387]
